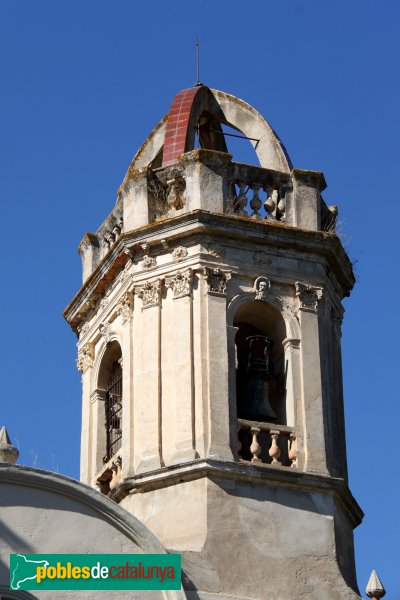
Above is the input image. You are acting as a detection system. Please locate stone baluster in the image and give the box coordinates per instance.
[269,430,281,465]
[288,433,297,468]
[236,183,248,215]
[250,427,262,463]
[250,184,262,218]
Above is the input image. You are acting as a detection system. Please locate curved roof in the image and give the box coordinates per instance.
[0,464,186,600]
[122,85,292,186]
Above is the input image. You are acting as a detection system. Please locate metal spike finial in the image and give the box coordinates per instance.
[0,425,19,464]
[366,569,386,598]
[195,35,201,86]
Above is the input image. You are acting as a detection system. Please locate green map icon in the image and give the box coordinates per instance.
[10,554,49,590]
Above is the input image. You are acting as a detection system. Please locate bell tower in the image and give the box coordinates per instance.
[64,85,363,599]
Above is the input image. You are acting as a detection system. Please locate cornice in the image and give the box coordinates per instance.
[109,458,363,529]
[64,210,355,333]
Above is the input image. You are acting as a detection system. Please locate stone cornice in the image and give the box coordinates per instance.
[109,458,363,529]
[64,210,355,333]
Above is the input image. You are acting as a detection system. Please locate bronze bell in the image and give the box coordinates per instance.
[240,335,277,422]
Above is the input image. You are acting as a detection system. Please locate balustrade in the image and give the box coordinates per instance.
[226,163,291,222]
[238,419,297,468]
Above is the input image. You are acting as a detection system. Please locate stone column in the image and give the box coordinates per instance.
[118,292,134,477]
[134,279,163,473]
[282,337,303,468]
[227,325,239,459]
[203,268,234,461]
[295,282,328,474]
[77,342,94,484]
[164,269,197,464]
[89,388,106,480]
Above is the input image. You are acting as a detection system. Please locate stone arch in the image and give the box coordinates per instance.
[227,291,300,341]
[122,85,292,177]
[91,328,122,391]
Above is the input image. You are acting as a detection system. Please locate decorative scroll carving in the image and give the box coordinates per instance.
[77,343,93,373]
[166,176,186,210]
[117,291,133,323]
[141,255,157,271]
[254,276,271,301]
[100,297,109,309]
[203,267,231,295]
[165,269,192,299]
[136,279,161,309]
[295,282,323,313]
[99,322,112,344]
[172,246,188,262]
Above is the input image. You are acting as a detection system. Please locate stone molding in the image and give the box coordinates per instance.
[165,269,193,299]
[282,337,301,351]
[136,279,162,309]
[108,458,363,528]
[295,282,323,313]
[203,267,231,296]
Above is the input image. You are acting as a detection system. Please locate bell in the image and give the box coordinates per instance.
[240,335,277,422]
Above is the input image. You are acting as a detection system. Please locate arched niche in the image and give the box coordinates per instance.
[233,300,287,425]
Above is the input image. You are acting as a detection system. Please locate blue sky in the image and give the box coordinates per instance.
[1,0,399,596]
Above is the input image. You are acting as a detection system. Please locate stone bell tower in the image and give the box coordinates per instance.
[64,84,363,599]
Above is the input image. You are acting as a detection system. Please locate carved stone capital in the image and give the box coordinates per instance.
[165,269,193,299]
[203,267,231,296]
[136,279,161,309]
[117,291,133,323]
[295,282,323,313]
[77,343,94,373]
[172,246,188,262]
[254,276,271,301]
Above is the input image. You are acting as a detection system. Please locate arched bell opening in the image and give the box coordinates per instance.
[97,341,123,464]
[233,301,286,425]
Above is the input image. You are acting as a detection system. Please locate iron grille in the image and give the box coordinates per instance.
[104,371,122,463]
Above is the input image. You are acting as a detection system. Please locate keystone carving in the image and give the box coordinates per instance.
[172,246,188,262]
[77,343,94,373]
[203,267,231,295]
[136,280,161,309]
[254,276,271,301]
[165,269,193,299]
[99,322,112,344]
[295,282,323,313]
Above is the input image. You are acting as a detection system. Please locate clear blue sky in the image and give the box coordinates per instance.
[1,0,399,596]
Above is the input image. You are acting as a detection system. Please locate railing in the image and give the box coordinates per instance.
[238,419,297,468]
[226,163,291,222]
